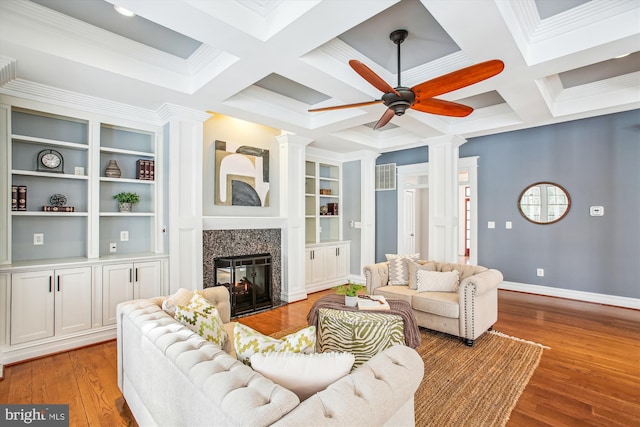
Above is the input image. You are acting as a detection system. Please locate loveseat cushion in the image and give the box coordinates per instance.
[416,270,460,292]
[407,260,436,290]
[412,292,459,318]
[386,253,419,285]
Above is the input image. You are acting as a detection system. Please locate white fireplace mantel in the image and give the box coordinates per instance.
[203,216,287,230]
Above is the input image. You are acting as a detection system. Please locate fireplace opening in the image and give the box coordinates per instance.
[214,253,273,316]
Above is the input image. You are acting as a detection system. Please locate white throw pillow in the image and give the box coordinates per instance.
[417,270,460,292]
[407,260,436,290]
[386,253,420,285]
[250,352,355,401]
[175,292,228,348]
[162,287,195,317]
[234,323,316,365]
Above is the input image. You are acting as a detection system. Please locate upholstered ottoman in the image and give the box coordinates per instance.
[317,307,405,367]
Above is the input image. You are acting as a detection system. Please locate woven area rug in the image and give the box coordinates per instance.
[271,327,545,427]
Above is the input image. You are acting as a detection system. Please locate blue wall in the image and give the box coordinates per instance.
[375,110,640,298]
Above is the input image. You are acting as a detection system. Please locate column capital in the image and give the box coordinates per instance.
[425,134,467,148]
[275,133,313,147]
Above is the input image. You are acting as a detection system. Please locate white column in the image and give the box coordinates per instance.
[276,133,312,302]
[428,135,466,263]
[158,104,210,293]
[357,151,380,269]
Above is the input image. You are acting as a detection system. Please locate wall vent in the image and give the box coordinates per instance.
[376,163,396,191]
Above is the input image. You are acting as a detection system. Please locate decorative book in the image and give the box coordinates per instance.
[17,185,27,211]
[136,159,155,180]
[43,206,75,212]
[357,295,390,311]
[11,185,17,211]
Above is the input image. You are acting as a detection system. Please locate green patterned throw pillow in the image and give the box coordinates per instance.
[234,323,316,365]
[175,292,227,348]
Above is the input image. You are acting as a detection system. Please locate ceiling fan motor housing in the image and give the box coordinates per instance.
[383,87,415,115]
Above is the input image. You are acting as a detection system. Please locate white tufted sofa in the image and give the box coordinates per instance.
[116,286,424,426]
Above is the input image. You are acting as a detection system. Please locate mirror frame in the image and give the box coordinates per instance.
[518,181,571,225]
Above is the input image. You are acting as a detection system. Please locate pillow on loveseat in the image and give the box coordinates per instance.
[234,323,316,365]
[162,287,195,317]
[407,260,436,290]
[175,292,228,348]
[250,352,355,401]
[416,270,460,292]
[386,253,420,285]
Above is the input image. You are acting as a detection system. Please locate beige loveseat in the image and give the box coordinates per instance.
[117,286,424,426]
[364,260,503,346]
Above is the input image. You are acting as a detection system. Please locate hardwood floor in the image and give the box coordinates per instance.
[1,290,638,427]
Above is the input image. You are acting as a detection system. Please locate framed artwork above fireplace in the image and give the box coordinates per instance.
[214,139,270,207]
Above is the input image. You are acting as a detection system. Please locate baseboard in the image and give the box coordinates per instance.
[499,281,640,309]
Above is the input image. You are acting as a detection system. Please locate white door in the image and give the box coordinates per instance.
[55,267,92,336]
[134,261,161,299]
[102,263,134,325]
[11,270,54,345]
[404,190,416,254]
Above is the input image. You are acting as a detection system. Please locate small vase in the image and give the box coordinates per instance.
[119,202,132,213]
[105,160,122,178]
[345,295,358,307]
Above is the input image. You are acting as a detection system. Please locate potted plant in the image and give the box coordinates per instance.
[113,192,140,212]
[334,281,367,307]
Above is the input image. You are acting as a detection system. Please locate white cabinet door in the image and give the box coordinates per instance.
[133,261,161,299]
[11,270,55,345]
[324,244,349,281]
[54,267,92,336]
[102,261,161,325]
[102,263,134,326]
[305,248,325,286]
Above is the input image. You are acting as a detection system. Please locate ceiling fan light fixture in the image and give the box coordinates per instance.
[114,5,136,17]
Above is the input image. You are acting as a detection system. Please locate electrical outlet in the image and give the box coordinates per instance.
[110,242,117,253]
[537,268,544,277]
[33,233,44,245]
[120,230,129,241]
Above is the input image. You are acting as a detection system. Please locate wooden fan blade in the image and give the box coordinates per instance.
[308,100,382,112]
[373,108,396,130]
[411,97,473,117]
[411,59,504,98]
[349,60,400,96]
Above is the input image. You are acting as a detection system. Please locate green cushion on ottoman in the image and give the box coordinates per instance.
[317,308,405,368]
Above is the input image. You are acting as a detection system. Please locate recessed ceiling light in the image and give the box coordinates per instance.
[114,5,135,17]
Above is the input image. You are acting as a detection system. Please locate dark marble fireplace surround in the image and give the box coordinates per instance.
[203,229,282,307]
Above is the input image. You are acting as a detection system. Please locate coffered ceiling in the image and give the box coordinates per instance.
[1,0,638,154]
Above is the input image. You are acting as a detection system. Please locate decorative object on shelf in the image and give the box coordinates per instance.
[17,185,27,211]
[319,189,332,195]
[328,202,338,215]
[214,140,270,207]
[74,167,85,176]
[105,159,122,178]
[37,149,64,173]
[136,159,155,180]
[333,282,367,307]
[320,205,328,215]
[11,185,17,211]
[113,192,140,212]
[43,193,75,212]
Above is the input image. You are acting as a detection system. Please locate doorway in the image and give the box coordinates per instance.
[397,157,478,265]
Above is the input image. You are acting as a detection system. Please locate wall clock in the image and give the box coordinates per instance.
[37,149,64,173]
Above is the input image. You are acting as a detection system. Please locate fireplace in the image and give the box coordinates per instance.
[214,253,273,316]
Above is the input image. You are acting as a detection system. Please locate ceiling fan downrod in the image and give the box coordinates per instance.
[390,29,408,88]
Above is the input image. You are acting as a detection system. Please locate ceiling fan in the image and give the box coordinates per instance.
[309,29,504,129]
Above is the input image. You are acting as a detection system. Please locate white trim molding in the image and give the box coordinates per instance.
[500,281,640,309]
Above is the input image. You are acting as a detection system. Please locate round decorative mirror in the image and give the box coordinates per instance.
[518,182,571,224]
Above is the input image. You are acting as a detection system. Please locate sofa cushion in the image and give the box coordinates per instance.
[411,292,460,318]
[175,292,228,348]
[386,253,420,285]
[250,352,355,401]
[234,323,316,365]
[373,285,414,305]
[407,260,436,290]
[416,270,460,292]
